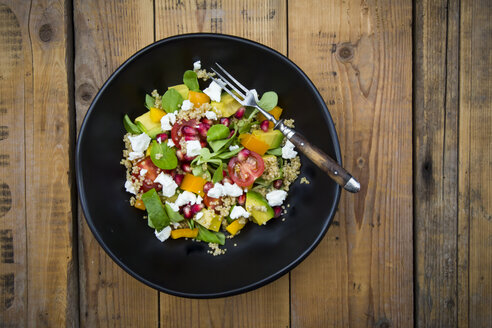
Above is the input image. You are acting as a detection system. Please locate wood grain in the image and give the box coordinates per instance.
[6,0,78,326]
[0,2,29,325]
[414,0,460,326]
[288,0,413,326]
[73,1,158,327]
[154,1,289,327]
[458,0,492,327]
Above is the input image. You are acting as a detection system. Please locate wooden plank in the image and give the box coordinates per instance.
[154,1,290,327]
[288,0,413,326]
[414,0,460,326]
[0,1,29,325]
[6,0,79,326]
[73,1,159,327]
[458,0,492,326]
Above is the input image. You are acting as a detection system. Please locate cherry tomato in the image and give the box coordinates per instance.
[171,119,197,148]
[227,151,265,187]
[203,194,221,209]
[136,157,162,192]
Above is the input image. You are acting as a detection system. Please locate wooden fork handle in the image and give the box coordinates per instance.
[287,132,360,193]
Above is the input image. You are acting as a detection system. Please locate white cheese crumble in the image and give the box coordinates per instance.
[282,140,298,159]
[229,145,240,151]
[171,222,181,228]
[128,133,151,153]
[155,226,171,242]
[203,80,222,102]
[166,201,180,212]
[229,206,250,219]
[266,190,288,206]
[153,172,178,197]
[128,151,144,161]
[204,111,217,120]
[185,140,202,156]
[207,182,243,198]
[139,169,148,177]
[124,180,137,195]
[181,99,193,111]
[193,60,201,70]
[167,139,175,148]
[175,191,199,207]
[160,112,176,131]
[195,212,204,220]
[196,195,203,204]
[223,182,243,197]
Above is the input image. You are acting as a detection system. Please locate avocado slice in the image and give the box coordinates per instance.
[252,129,284,149]
[135,112,162,138]
[245,191,274,225]
[168,84,189,100]
[211,93,242,117]
[195,209,223,232]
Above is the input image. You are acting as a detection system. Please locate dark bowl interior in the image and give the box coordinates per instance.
[76,33,341,298]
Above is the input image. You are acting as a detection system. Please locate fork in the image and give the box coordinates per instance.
[210,63,360,193]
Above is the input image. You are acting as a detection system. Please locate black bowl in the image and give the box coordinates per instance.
[76,33,341,298]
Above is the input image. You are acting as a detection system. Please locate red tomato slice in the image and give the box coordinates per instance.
[136,157,162,192]
[171,119,197,148]
[203,194,221,209]
[227,151,265,187]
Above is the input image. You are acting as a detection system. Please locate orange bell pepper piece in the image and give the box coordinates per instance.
[188,91,210,107]
[226,220,246,236]
[134,199,146,210]
[258,106,283,128]
[150,107,166,122]
[171,228,199,239]
[239,134,270,156]
[180,173,207,196]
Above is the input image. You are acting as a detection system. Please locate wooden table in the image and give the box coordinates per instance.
[0,0,490,327]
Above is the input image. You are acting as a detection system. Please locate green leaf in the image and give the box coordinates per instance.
[257,91,278,111]
[145,94,155,109]
[238,121,252,134]
[207,124,230,142]
[123,114,142,134]
[187,219,195,229]
[161,88,183,113]
[191,164,204,177]
[212,162,224,183]
[164,203,184,222]
[266,147,282,156]
[196,225,225,245]
[141,189,170,231]
[150,140,178,169]
[215,146,243,160]
[183,70,200,92]
[208,139,230,153]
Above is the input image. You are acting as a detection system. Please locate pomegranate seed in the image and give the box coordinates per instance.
[197,123,210,138]
[176,149,185,161]
[260,120,269,132]
[200,140,207,148]
[184,135,199,141]
[156,133,168,143]
[181,163,192,173]
[184,153,197,161]
[203,182,214,194]
[191,203,204,214]
[238,149,250,161]
[174,174,184,186]
[228,129,235,139]
[273,179,283,189]
[183,126,197,136]
[182,205,192,219]
[201,118,213,125]
[223,176,233,185]
[220,117,230,127]
[273,206,282,218]
[234,106,245,119]
[165,169,176,178]
[237,194,246,206]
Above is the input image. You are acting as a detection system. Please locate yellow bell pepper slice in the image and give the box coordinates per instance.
[180,173,206,197]
[239,133,270,156]
[226,220,246,236]
[150,107,166,123]
[171,228,199,239]
[188,91,210,107]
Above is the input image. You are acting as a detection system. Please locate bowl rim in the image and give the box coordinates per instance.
[76,32,342,298]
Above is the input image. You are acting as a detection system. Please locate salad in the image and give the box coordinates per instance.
[121,61,301,255]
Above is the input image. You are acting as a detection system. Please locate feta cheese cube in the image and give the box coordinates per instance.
[282,140,298,159]
[204,111,217,120]
[153,172,178,197]
[160,112,176,131]
[266,190,288,206]
[175,191,198,207]
[223,182,243,197]
[229,206,250,220]
[128,151,144,161]
[193,60,201,70]
[185,140,202,157]
[203,80,222,102]
[181,99,193,111]
[155,226,171,242]
[167,139,175,148]
[124,180,137,195]
[128,133,151,153]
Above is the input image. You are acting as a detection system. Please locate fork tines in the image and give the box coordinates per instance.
[210,63,250,103]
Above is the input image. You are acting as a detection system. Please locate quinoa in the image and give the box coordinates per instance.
[177,103,219,121]
[283,119,295,128]
[151,90,162,109]
[215,196,235,217]
[300,177,310,184]
[261,156,280,181]
[283,156,301,189]
[196,69,214,81]
[207,242,226,256]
